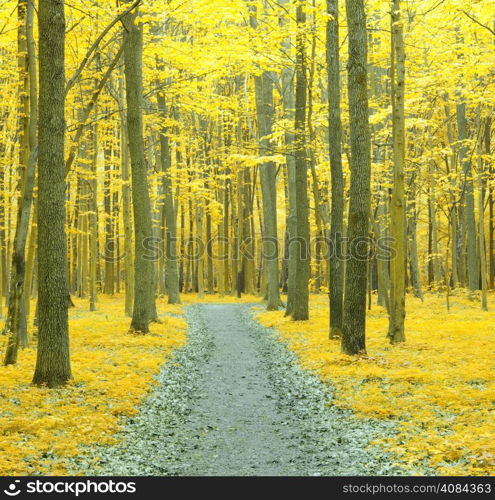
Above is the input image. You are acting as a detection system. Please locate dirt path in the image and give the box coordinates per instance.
[88,304,406,476]
[178,304,297,475]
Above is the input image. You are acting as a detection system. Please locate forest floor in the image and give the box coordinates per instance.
[1,292,493,476]
[257,292,495,476]
[0,296,187,475]
[85,303,402,476]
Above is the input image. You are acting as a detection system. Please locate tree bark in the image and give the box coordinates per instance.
[477,107,488,310]
[253,70,281,310]
[341,0,371,355]
[157,97,181,304]
[119,77,133,315]
[457,102,478,292]
[123,2,155,333]
[292,0,310,321]
[3,0,37,364]
[326,0,344,338]
[32,0,71,386]
[388,0,406,344]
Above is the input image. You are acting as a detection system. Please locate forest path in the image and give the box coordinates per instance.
[91,304,404,476]
[175,304,297,475]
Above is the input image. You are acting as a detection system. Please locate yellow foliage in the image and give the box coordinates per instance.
[0,295,186,476]
[256,292,495,476]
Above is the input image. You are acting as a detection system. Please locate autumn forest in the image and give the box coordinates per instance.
[0,0,494,480]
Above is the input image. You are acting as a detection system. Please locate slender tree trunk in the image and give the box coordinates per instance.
[428,158,442,289]
[457,102,478,292]
[388,0,406,344]
[373,193,390,312]
[158,102,181,304]
[477,107,488,310]
[444,95,459,288]
[326,0,344,338]
[196,203,205,299]
[32,0,71,386]
[89,123,98,312]
[123,3,154,333]
[103,147,114,295]
[206,201,214,294]
[407,179,423,300]
[253,69,281,310]
[0,166,6,315]
[341,0,371,355]
[119,78,133,315]
[486,117,494,289]
[292,0,310,321]
[3,0,37,364]
[282,64,297,316]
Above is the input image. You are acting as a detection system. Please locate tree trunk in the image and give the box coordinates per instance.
[103,146,114,295]
[3,0,37,364]
[388,0,406,344]
[32,0,71,386]
[444,95,459,289]
[407,179,423,300]
[428,159,442,289]
[119,77,133,315]
[292,1,310,321]
[477,107,488,310]
[196,203,205,298]
[373,193,390,312]
[457,102,478,292]
[341,0,371,355]
[157,99,181,304]
[123,2,155,333]
[326,0,344,338]
[253,70,281,310]
[486,117,494,289]
[281,58,297,317]
[89,123,98,312]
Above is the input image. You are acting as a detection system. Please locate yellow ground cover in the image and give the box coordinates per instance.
[256,292,495,476]
[0,295,186,476]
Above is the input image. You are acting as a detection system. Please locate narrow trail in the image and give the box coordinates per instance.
[88,304,405,476]
[178,304,297,475]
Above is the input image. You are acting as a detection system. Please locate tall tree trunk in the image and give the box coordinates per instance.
[373,192,390,312]
[32,0,71,386]
[196,203,205,298]
[123,2,154,333]
[253,69,281,310]
[444,95,459,288]
[388,0,406,344]
[341,0,371,355]
[407,176,423,300]
[119,77,133,315]
[326,0,344,338]
[292,0,310,321]
[457,102,478,292]
[428,159,442,289]
[477,107,488,310]
[486,117,494,289]
[3,0,37,364]
[281,52,297,317]
[89,123,98,312]
[103,146,114,295]
[157,98,181,304]
[206,200,214,294]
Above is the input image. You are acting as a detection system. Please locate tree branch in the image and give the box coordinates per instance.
[460,10,495,36]
[65,0,141,95]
